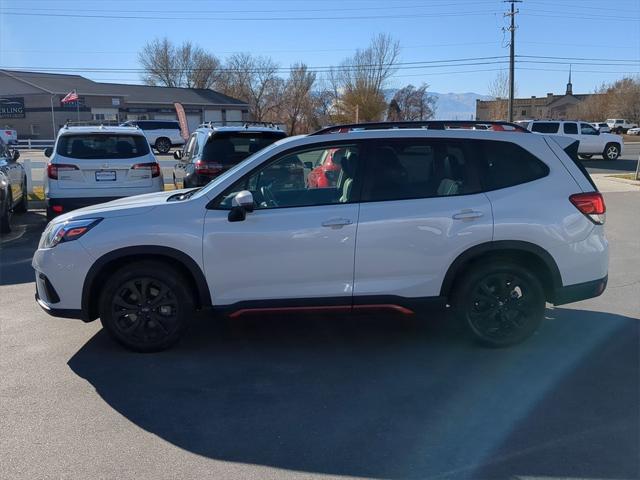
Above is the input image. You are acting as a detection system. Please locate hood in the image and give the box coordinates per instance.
[54,189,192,222]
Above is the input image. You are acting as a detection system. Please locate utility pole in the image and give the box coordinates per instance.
[504,0,522,122]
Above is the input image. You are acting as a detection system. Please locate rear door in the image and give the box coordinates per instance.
[353,138,493,299]
[54,133,155,190]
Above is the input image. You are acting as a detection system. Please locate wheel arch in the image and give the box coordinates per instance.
[81,246,212,321]
[440,241,563,302]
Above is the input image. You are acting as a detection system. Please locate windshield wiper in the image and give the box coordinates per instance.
[167,188,201,202]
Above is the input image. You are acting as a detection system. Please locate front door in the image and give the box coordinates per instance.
[578,122,602,154]
[202,143,362,306]
[353,138,494,300]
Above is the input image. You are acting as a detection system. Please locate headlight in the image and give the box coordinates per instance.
[41,218,102,248]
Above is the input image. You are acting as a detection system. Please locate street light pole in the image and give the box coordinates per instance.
[505,0,522,122]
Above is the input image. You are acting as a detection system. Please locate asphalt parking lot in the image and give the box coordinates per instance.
[0,190,638,479]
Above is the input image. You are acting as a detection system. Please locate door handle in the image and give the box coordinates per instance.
[452,210,484,220]
[322,218,353,228]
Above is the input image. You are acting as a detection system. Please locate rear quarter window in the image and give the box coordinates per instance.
[478,140,549,191]
[56,134,150,159]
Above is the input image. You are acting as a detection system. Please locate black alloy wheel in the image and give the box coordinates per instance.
[155,138,171,154]
[99,261,193,352]
[453,262,545,347]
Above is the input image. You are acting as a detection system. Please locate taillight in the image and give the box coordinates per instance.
[47,163,79,180]
[4,130,12,136]
[131,162,161,178]
[195,161,223,176]
[570,192,606,224]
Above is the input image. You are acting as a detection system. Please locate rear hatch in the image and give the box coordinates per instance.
[197,131,286,177]
[52,133,156,189]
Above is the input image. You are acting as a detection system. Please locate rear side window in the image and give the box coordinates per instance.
[563,123,578,134]
[202,132,286,166]
[531,122,560,134]
[478,140,549,191]
[56,134,150,159]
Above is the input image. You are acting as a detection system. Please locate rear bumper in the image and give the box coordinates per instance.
[47,196,121,211]
[553,275,608,305]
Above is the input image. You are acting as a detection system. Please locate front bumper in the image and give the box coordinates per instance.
[35,292,84,320]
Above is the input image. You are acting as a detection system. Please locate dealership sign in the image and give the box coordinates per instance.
[0,97,25,118]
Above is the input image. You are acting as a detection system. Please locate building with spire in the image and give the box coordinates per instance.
[475,68,600,121]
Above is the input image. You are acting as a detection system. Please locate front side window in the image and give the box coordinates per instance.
[581,123,598,135]
[531,122,560,134]
[56,134,150,159]
[361,140,482,202]
[216,144,360,209]
[563,123,578,134]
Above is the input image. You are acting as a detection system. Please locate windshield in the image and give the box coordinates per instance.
[56,134,150,159]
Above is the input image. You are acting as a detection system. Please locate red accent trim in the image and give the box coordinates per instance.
[228,304,414,319]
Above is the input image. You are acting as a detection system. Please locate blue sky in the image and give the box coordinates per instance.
[1,0,639,96]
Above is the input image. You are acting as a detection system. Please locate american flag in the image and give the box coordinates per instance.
[61,90,79,103]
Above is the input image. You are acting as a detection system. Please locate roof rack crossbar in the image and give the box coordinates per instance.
[63,120,123,128]
[311,120,529,135]
[198,120,284,130]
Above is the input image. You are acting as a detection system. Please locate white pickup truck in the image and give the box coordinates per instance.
[0,128,18,146]
[527,120,623,160]
[606,119,638,134]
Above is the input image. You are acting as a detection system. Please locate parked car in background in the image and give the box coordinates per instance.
[44,125,163,219]
[591,122,611,134]
[626,126,640,136]
[121,120,185,154]
[528,120,623,159]
[0,138,27,233]
[173,122,287,188]
[34,120,608,352]
[307,147,347,188]
[0,128,18,145]
[605,119,638,134]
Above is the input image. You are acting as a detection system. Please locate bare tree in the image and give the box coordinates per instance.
[282,63,316,135]
[138,38,221,89]
[487,71,516,120]
[216,53,284,121]
[390,83,436,120]
[330,33,401,122]
[570,77,640,123]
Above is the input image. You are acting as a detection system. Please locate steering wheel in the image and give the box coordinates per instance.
[260,185,278,207]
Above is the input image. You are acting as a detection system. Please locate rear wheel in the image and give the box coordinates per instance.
[0,191,11,234]
[14,179,28,213]
[99,260,194,352]
[452,261,545,347]
[155,137,171,154]
[603,143,620,160]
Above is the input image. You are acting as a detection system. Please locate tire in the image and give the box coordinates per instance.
[0,192,11,234]
[154,137,171,154]
[14,179,28,213]
[578,154,592,160]
[603,143,620,160]
[615,127,623,134]
[452,260,545,348]
[99,260,194,352]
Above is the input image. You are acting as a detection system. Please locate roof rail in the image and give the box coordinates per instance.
[63,120,124,128]
[198,120,284,130]
[311,120,529,135]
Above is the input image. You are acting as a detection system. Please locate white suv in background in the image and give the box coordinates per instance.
[34,121,608,352]
[44,125,163,219]
[121,120,185,154]
[527,120,623,160]
[605,119,638,134]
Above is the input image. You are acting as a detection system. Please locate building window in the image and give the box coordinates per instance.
[30,124,40,136]
[521,110,527,116]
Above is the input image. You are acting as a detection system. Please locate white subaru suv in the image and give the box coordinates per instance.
[44,125,164,219]
[33,121,609,352]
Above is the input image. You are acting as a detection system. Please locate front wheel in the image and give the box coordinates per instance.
[155,137,171,154]
[99,260,194,352]
[603,143,620,160]
[452,261,545,347]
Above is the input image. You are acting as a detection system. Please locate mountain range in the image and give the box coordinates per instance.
[384,89,493,121]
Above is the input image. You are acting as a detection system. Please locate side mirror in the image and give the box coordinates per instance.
[228,190,254,222]
[44,147,53,158]
[173,150,183,160]
[10,149,20,162]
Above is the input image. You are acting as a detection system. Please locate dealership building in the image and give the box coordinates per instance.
[0,69,250,139]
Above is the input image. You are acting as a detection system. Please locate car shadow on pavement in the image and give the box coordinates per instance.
[0,211,46,286]
[67,308,639,480]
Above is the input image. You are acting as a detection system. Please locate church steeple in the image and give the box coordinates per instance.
[566,64,573,95]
